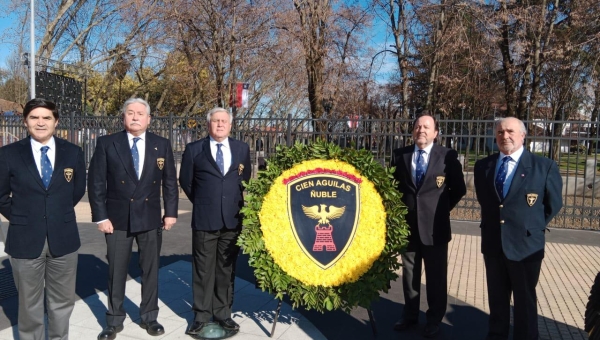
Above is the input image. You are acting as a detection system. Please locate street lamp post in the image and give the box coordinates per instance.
[30,0,36,99]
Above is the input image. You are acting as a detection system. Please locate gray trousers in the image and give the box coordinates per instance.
[10,241,78,340]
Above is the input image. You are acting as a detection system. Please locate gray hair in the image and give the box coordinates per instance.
[495,117,527,135]
[122,98,151,116]
[206,107,233,124]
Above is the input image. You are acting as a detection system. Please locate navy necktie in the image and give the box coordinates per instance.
[40,146,52,188]
[415,149,426,188]
[495,156,512,199]
[216,143,225,175]
[132,137,141,178]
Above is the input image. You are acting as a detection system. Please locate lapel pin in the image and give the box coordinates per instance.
[154,147,158,150]
[521,174,525,177]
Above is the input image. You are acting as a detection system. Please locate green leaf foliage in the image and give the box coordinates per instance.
[238,140,409,313]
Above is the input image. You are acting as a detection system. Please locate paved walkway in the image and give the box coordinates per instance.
[0,260,325,340]
[445,231,599,340]
[0,199,599,339]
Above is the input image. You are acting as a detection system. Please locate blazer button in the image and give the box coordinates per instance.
[122,181,125,184]
[131,199,134,202]
[499,204,504,208]
[153,181,156,184]
[145,198,148,201]
[500,220,505,224]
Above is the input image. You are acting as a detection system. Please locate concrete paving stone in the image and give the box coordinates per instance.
[78,291,109,308]
[70,303,108,328]
[276,319,327,340]
[158,297,194,319]
[233,294,281,315]
[236,311,294,338]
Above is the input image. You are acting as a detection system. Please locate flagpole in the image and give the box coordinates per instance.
[30,0,35,99]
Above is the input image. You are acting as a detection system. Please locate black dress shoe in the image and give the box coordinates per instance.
[186,321,206,335]
[216,318,240,330]
[97,325,124,340]
[423,323,440,338]
[393,319,418,331]
[139,320,165,336]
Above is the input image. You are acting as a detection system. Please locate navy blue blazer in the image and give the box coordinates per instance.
[391,144,466,246]
[474,150,563,261]
[87,131,179,233]
[179,137,251,231]
[0,137,86,259]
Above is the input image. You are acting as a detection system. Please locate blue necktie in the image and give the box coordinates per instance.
[415,149,425,188]
[216,143,225,175]
[132,137,141,178]
[40,146,52,189]
[495,156,512,199]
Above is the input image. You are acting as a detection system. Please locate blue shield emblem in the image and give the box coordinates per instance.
[287,174,360,269]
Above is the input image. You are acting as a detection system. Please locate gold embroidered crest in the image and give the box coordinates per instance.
[157,158,165,170]
[64,168,73,182]
[436,176,445,188]
[527,193,538,207]
[238,164,244,176]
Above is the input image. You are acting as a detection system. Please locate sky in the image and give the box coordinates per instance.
[0,2,397,80]
[0,10,24,69]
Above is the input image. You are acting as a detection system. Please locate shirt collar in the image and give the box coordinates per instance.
[210,137,230,148]
[499,146,524,162]
[127,132,146,141]
[414,142,434,154]
[30,136,56,151]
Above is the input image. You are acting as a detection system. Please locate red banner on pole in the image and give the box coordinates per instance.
[229,82,249,108]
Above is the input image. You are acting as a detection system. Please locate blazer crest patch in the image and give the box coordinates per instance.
[527,193,538,207]
[64,168,74,182]
[436,176,445,188]
[238,164,244,175]
[157,158,165,170]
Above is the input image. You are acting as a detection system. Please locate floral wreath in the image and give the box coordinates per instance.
[238,140,409,312]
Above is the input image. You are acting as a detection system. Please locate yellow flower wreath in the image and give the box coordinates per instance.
[259,159,386,287]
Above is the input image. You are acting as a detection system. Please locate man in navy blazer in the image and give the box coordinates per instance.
[390,114,466,338]
[179,107,251,335]
[474,117,562,340]
[0,98,86,340]
[88,98,178,340]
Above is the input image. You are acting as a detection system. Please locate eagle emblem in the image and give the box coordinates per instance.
[302,204,346,225]
[157,158,165,170]
[288,174,359,269]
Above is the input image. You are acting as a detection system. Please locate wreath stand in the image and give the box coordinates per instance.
[269,296,377,338]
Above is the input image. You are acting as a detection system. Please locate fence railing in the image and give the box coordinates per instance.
[1,114,598,230]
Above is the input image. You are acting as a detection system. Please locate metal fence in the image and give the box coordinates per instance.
[1,114,599,230]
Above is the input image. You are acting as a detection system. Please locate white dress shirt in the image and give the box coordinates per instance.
[412,143,434,184]
[210,137,232,174]
[495,146,524,197]
[31,137,56,177]
[127,132,146,179]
